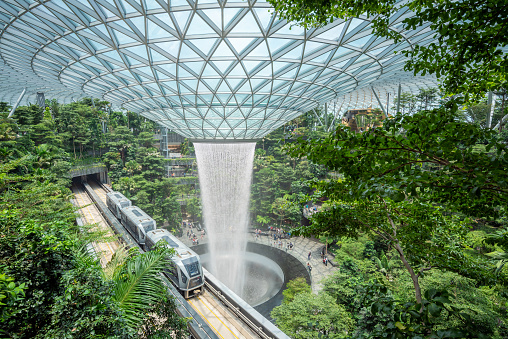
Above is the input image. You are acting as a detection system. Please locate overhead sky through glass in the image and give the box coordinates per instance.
[0,0,437,139]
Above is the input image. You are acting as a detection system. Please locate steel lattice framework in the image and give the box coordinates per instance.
[0,0,438,139]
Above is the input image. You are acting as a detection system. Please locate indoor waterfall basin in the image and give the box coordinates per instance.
[191,242,310,320]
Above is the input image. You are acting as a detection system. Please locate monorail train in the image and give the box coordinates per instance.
[146,229,204,297]
[106,191,131,219]
[120,206,156,246]
[105,190,204,297]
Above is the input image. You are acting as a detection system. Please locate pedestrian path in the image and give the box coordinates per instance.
[177,228,338,294]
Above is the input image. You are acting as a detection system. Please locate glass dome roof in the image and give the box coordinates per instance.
[0,0,436,139]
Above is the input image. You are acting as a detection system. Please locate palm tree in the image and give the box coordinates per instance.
[103,246,174,333]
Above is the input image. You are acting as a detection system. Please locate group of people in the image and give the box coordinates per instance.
[321,248,329,266]
[270,226,290,240]
[183,221,205,245]
[307,249,330,274]
[272,239,294,251]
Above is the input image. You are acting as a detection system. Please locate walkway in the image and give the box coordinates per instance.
[177,229,339,294]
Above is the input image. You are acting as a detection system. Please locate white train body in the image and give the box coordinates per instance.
[105,190,204,298]
[145,229,205,298]
[119,205,156,246]
[106,191,131,219]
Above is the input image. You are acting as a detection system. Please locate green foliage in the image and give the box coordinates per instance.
[271,292,354,338]
[287,108,508,218]
[282,277,311,304]
[0,274,26,323]
[1,104,188,338]
[363,240,377,259]
[139,295,188,339]
[108,246,173,332]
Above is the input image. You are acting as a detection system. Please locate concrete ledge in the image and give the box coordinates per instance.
[192,242,311,320]
[203,268,291,339]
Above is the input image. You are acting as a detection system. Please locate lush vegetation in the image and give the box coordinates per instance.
[249,110,330,229]
[267,97,508,338]
[0,101,188,338]
[263,1,508,336]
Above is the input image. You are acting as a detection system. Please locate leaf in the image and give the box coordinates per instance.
[428,303,442,317]
[395,321,406,330]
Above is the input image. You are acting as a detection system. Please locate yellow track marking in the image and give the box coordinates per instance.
[197,295,240,339]
[188,298,226,339]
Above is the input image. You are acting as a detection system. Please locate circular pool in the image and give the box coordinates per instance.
[192,242,310,319]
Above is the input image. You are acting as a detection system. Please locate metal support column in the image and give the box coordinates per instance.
[312,107,324,126]
[8,88,27,118]
[371,87,387,118]
[386,93,390,116]
[487,92,495,128]
[324,102,328,130]
[397,84,401,114]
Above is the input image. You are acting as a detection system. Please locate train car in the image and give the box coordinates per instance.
[106,191,131,219]
[145,229,205,298]
[120,206,156,246]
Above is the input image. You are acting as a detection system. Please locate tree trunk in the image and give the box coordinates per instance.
[394,242,422,304]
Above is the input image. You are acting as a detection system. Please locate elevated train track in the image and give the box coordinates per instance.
[72,179,288,339]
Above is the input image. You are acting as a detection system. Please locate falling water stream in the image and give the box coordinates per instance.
[194,142,256,298]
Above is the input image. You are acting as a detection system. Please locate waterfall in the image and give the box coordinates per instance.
[194,142,256,297]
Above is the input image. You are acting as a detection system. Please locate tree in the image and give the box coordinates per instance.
[281,277,311,304]
[108,126,134,165]
[393,92,417,116]
[267,0,508,101]
[287,108,508,219]
[285,107,508,302]
[162,193,183,233]
[271,292,354,338]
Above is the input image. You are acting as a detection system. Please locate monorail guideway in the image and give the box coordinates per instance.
[80,180,287,339]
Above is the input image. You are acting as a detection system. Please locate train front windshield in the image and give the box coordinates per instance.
[142,221,155,233]
[182,258,201,277]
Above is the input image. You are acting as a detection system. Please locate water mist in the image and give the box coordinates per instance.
[194,142,256,297]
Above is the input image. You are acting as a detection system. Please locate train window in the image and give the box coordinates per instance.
[168,262,178,279]
[142,221,155,233]
[181,272,187,284]
[182,258,200,277]
[132,209,143,217]
[120,201,130,207]
[114,194,123,199]
[161,236,179,248]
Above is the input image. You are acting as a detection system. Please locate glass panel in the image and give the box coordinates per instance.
[229,12,258,34]
[281,44,303,59]
[192,38,218,56]
[213,40,234,57]
[187,14,215,35]
[173,10,190,30]
[227,38,254,54]
[223,8,241,28]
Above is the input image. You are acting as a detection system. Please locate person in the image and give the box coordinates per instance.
[308,251,311,260]
[307,263,312,273]
[325,256,328,266]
